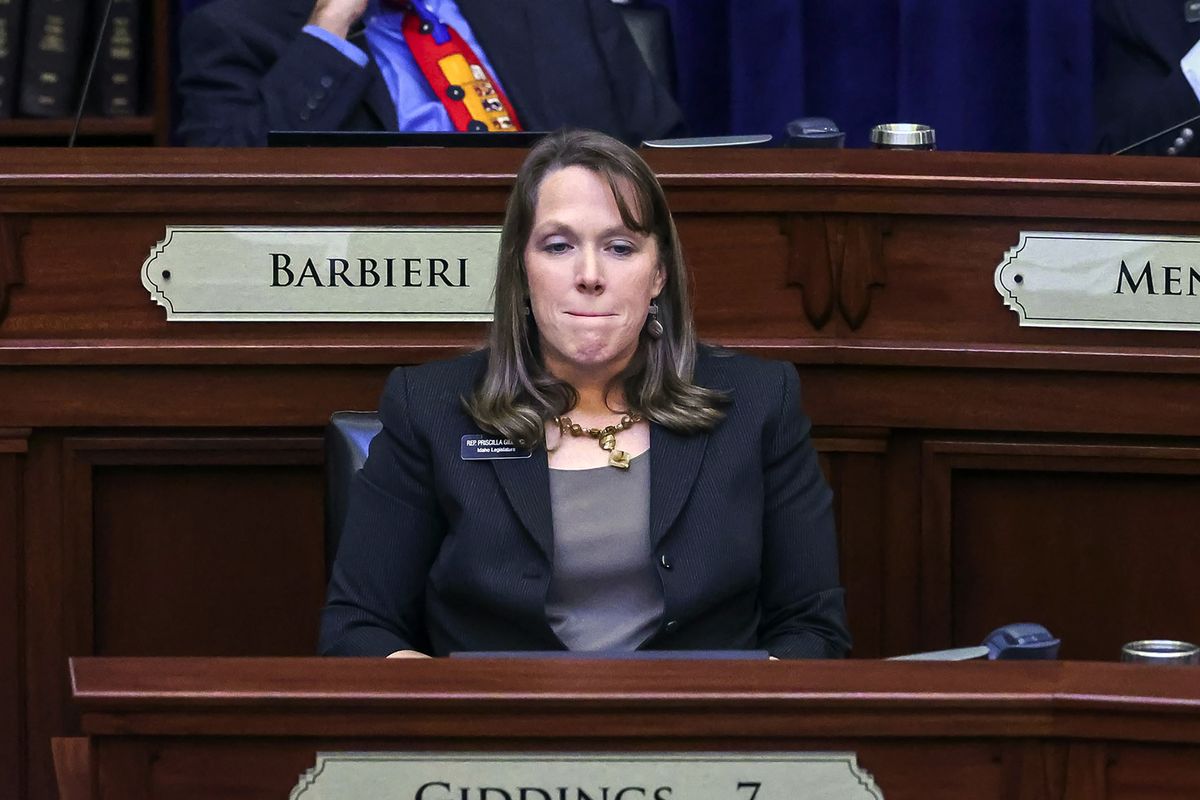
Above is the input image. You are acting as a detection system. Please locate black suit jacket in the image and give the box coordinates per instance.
[177,0,685,146]
[1095,0,1200,155]
[319,348,851,659]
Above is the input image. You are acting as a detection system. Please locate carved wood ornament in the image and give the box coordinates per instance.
[783,214,889,330]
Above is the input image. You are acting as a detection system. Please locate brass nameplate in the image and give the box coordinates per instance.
[141,225,501,322]
[290,752,884,800]
[996,231,1200,331]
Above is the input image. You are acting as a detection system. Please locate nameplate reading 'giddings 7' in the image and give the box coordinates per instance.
[141,226,501,322]
[290,753,884,800]
[995,232,1200,331]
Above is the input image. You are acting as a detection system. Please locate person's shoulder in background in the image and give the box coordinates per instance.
[1094,0,1200,155]
[177,0,378,146]
[181,0,311,39]
[499,0,685,142]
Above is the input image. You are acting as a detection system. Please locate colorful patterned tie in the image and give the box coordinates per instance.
[399,2,523,132]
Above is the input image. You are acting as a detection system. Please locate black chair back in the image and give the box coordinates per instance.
[324,411,383,575]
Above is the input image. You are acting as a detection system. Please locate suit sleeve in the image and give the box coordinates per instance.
[176,6,378,146]
[319,367,446,656]
[584,0,686,142]
[757,362,852,659]
[1094,0,1200,155]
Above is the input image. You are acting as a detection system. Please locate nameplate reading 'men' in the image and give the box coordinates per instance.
[290,753,884,800]
[995,231,1200,331]
[141,225,501,322]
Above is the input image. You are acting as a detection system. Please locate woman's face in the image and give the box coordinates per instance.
[523,165,665,381]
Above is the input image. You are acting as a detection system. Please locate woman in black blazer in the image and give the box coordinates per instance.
[320,129,851,659]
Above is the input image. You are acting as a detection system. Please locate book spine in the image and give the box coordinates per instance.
[18,0,87,117]
[0,0,25,118]
[96,0,137,116]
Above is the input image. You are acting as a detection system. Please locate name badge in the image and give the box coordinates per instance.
[460,434,532,460]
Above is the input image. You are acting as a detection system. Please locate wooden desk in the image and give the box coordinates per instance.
[68,657,1200,800]
[4,148,1200,800]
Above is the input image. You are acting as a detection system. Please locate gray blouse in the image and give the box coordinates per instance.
[545,453,663,650]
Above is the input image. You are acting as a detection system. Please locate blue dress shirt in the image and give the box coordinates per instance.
[302,0,507,131]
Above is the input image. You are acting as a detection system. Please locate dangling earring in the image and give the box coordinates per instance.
[523,300,532,317]
[646,302,664,339]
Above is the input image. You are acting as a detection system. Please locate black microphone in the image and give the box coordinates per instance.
[68,0,118,147]
[785,117,845,149]
[1110,111,1200,156]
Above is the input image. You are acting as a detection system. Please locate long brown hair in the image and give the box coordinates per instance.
[464,129,727,448]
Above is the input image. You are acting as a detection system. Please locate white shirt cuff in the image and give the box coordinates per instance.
[1181,38,1200,103]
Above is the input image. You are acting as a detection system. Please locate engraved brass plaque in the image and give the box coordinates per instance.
[142,225,501,322]
[996,231,1200,331]
[290,752,884,800]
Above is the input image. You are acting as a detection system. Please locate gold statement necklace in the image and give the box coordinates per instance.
[555,412,643,469]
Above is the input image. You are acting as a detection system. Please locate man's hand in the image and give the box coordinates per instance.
[307,0,370,40]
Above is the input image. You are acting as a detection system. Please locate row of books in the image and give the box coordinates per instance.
[0,0,142,119]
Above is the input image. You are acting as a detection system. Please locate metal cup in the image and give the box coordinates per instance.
[869,123,936,151]
[1121,639,1200,665]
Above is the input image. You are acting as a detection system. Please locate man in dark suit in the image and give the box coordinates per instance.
[176,0,686,146]
[1095,0,1200,155]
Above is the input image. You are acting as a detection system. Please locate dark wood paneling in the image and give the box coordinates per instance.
[923,440,1200,657]
[802,368,1200,436]
[680,215,821,340]
[63,437,325,657]
[6,149,1200,362]
[94,741,149,800]
[0,366,394,427]
[846,215,1200,348]
[4,212,502,342]
[880,434,924,656]
[92,462,325,656]
[953,469,1200,659]
[1108,744,1200,799]
[6,149,1200,799]
[814,431,888,657]
[0,432,27,800]
[23,434,71,800]
[21,435,324,800]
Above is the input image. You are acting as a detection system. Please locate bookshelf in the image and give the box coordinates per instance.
[0,0,171,146]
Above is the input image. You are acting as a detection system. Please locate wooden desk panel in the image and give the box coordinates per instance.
[69,658,1200,800]
[0,432,26,800]
[4,148,1200,800]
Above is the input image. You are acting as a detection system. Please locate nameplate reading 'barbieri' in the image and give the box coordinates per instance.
[290,752,884,800]
[141,226,501,322]
[995,231,1200,331]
